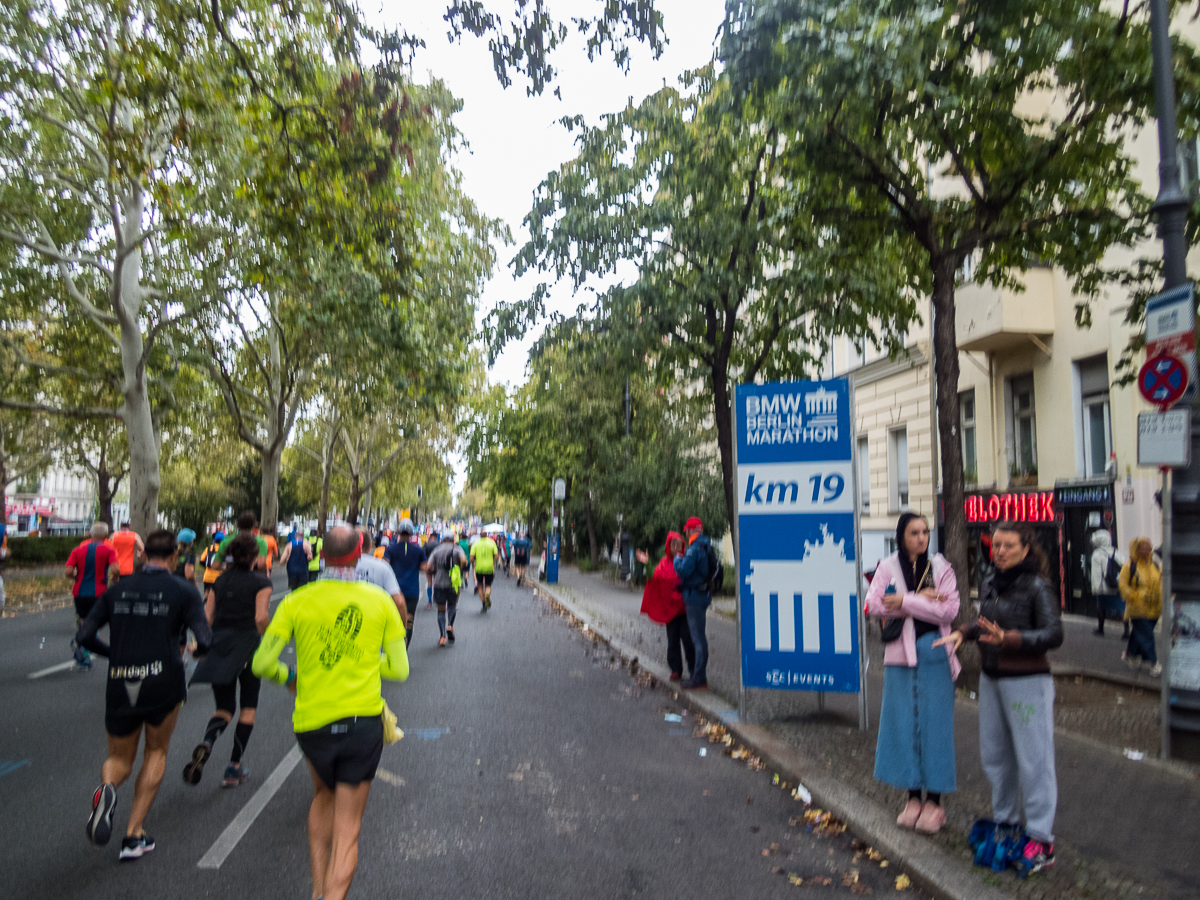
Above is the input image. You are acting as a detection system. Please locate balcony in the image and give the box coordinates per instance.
[955,269,1056,353]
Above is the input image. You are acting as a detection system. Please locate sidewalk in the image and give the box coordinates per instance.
[544,563,1200,900]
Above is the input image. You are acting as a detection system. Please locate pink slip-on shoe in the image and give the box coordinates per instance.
[914,801,947,834]
[897,798,922,828]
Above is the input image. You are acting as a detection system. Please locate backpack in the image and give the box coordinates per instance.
[705,546,724,595]
[1104,552,1121,591]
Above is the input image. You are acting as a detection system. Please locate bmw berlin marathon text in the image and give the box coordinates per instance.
[736,381,862,694]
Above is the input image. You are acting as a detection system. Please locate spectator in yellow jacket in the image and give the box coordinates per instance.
[1118,537,1162,676]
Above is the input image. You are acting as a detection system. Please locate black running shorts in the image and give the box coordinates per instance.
[106,701,181,737]
[297,716,384,790]
[433,587,458,608]
[287,572,307,590]
[514,553,528,566]
[477,572,494,588]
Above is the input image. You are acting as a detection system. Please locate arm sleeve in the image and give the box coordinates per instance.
[251,598,294,684]
[1013,577,1064,655]
[76,591,112,656]
[379,600,409,681]
[185,585,213,654]
[673,546,698,581]
[900,560,960,625]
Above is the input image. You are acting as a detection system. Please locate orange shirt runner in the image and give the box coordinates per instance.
[111,530,139,576]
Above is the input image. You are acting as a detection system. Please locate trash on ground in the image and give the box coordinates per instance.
[699,748,707,757]
[791,783,812,804]
[664,713,683,722]
[1123,748,1146,761]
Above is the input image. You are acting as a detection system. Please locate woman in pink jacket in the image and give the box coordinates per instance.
[865,512,961,835]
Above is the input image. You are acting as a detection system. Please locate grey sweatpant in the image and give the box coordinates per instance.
[978,672,1057,843]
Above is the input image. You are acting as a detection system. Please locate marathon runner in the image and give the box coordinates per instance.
[211,511,269,573]
[470,531,499,612]
[422,529,439,608]
[307,529,323,584]
[280,528,313,591]
[66,522,119,668]
[426,530,467,647]
[200,530,225,588]
[111,522,144,580]
[174,529,198,583]
[78,529,211,860]
[384,518,425,647]
[512,531,532,587]
[183,533,273,788]
[354,530,407,627]
[251,525,407,900]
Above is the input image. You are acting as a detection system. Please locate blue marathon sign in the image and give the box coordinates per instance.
[736,380,861,693]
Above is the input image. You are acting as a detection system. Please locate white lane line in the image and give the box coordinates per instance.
[197,744,303,869]
[27,660,77,680]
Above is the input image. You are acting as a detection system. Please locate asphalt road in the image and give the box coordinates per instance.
[0,568,920,900]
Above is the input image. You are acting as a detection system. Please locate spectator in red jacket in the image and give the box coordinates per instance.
[636,531,693,682]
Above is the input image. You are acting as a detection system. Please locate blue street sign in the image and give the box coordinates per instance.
[736,380,861,693]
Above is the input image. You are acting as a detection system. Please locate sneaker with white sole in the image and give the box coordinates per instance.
[221,765,250,788]
[86,783,118,847]
[1014,838,1054,877]
[1150,662,1163,677]
[119,834,155,861]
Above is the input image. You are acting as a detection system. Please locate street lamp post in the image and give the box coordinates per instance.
[1149,0,1193,761]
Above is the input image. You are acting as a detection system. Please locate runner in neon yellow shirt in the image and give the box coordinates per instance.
[470,535,499,612]
[252,525,407,900]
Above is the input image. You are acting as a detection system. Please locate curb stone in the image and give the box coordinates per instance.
[534,581,1015,900]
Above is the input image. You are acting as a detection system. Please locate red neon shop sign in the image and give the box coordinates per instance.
[964,492,1055,524]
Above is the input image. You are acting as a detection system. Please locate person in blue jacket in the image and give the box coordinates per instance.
[674,516,714,690]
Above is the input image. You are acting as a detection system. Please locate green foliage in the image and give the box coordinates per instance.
[6,535,82,566]
[491,67,917,532]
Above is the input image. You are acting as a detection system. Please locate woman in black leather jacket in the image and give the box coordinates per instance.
[937,521,1063,877]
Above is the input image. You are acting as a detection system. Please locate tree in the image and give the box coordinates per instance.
[492,70,916,537]
[721,0,1192,614]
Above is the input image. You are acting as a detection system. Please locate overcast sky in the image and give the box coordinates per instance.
[375,0,728,390]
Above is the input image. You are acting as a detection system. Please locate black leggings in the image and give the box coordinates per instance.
[212,664,261,714]
[665,612,696,677]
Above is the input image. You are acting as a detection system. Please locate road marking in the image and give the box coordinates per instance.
[0,759,31,778]
[27,660,77,680]
[197,745,303,870]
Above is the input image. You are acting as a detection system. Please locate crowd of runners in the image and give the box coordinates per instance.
[67,511,532,898]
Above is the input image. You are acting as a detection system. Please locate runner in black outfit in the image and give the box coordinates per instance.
[183,533,273,788]
[78,529,211,861]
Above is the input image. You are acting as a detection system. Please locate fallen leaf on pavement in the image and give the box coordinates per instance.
[894,874,911,890]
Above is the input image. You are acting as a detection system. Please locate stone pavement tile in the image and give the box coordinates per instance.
[547,564,1200,900]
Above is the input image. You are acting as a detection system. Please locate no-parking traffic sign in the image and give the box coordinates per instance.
[1139,354,1189,407]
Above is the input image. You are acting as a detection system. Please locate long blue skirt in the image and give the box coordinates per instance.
[873,631,957,793]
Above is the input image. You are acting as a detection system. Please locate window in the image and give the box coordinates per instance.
[888,427,910,512]
[1077,356,1112,478]
[960,390,977,484]
[857,436,870,514]
[1008,374,1037,480]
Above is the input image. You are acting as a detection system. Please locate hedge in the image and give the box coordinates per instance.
[5,535,84,566]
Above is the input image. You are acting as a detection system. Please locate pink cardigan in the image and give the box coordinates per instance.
[864,552,962,681]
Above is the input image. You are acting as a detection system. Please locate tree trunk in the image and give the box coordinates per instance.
[94,448,121,528]
[318,414,339,538]
[711,363,736,555]
[584,493,598,566]
[930,256,977,681]
[346,477,362,526]
[260,445,282,532]
[116,181,160,537]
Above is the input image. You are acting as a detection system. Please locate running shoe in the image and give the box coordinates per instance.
[72,640,92,669]
[1150,662,1163,677]
[438,635,447,647]
[221,765,250,788]
[447,626,455,644]
[182,742,212,785]
[86,783,118,847]
[1013,839,1054,877]
[484,595,491,611]
[119,834,155,861]
[680,679,708,691]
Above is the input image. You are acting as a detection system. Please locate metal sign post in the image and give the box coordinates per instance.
[734,379,866,728]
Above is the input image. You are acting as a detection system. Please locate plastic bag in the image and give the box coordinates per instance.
[381,700,404,745]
